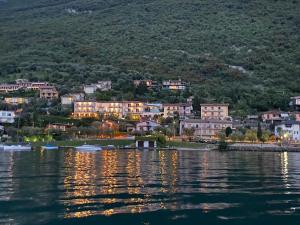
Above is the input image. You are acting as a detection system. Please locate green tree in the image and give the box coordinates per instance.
[218,131,228,150]
[257,122,262,141]
[245,129,257,142]
[261,130,271,143]
[183,127,195,141]
[225,127,233,137]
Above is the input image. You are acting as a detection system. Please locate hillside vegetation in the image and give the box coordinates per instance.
[0,0,299,115]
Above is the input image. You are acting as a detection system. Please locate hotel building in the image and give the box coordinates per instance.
[180,119,233,140]
[163,103,193,119]
[200,103,229,120]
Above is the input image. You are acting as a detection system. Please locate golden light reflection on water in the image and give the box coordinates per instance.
[62,150,182,218]
[280,152,290,189]
[64,151,98,218]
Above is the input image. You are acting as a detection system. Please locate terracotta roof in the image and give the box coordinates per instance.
[200,103,229,106]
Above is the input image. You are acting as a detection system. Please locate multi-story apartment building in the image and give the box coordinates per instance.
[73,101,98,118]
[163,103,193,119]
[261,110,289,124]
[180,119,233,140]
[162,79,187,90]
[73,101,145,119]
[16,79,50,90]
[123,101,144,120]
[200,103,229,120]
[39,86,59,100]
[0,80,51,92]
[4,97,29,105]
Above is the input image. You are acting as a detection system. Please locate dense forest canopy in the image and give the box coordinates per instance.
[0,0,299,115]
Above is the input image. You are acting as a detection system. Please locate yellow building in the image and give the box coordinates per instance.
[73,101,145,120]
[4,97,29,105]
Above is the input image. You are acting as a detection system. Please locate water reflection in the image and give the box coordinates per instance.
[1,150,300,225]
[280,152,290,189]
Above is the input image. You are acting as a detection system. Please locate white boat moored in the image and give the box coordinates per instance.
[41,144,59,150]
[75,144,102,151]
[3,145,32,151]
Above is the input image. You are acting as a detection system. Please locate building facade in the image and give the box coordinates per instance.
[46,123,72,132]
[163,103,193,119]
[162,80,187,90]
[275,121,300,142]
[290,96,300,108]
[133,80,156,89]
[61,93,84,105]
[83,81,112,94]
[136,121,160,132]
[73,101,145,119]
[0,84,22,92]
[261,111,289,124]
[0,111,16,123]
[180,119,233,140]
[142,103,163,119]
[0,80,52,93]
[39,86,59,100]
[95,81,112,91]
[83,85,97,94]
[4,97,29,105]
[200,103,229,120]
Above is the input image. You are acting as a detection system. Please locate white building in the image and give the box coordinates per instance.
[275,121,300,142]
[61,93,84,105]
[290,96,300,107]
[163,79,187,90]
[0,111,16,123]
[96,81,112,91]
[136,121,160,132]
[83,81,112,94]
[83,85,97,94]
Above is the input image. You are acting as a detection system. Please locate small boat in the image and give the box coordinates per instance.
[42,144,59,150]
[75,144,102,151]
[3,144,32,151]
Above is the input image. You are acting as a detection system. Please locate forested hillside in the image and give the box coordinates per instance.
[0,0,299,115]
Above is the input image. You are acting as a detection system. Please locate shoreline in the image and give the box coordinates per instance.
[226,143,300,152]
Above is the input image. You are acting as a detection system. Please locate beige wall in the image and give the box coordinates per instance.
[201,104,229,120]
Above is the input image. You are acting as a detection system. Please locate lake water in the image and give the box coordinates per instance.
[0,149,300,225]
